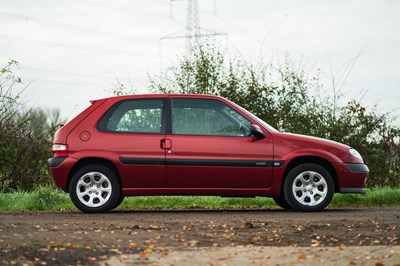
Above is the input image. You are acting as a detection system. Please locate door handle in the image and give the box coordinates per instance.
[160,139,172,149]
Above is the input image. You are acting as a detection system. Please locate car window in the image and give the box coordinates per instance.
[171,98,252,136]
[98,99,164,134]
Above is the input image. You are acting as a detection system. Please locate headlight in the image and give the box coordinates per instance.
[349,148,363,161]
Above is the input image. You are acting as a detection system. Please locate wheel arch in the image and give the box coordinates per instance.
[282,156,340,193]
[66,157,122,192]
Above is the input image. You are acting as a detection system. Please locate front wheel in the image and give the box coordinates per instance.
[273,196,293,210]
[284,163,334,212]
[69,165,121,213]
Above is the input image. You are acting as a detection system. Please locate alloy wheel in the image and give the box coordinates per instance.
[76,171,112,208]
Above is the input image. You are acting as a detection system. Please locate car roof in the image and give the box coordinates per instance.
[90,94,224,103]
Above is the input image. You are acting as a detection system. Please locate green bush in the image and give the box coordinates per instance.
[0,60,64,191]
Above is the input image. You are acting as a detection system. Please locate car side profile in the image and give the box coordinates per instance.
[47,94,369,213]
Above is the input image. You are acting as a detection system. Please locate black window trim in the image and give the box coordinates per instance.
[96,97,266,138]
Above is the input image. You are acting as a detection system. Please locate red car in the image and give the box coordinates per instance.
[47,94,368,213]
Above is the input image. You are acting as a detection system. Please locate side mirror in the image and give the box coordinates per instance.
[250,124,265,139]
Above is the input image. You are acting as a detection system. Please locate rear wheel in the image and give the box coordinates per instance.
[284,163,334,212]
[69,165,120,213]
[112,194,125,210]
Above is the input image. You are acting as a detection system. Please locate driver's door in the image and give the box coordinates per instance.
[165,98,274,188]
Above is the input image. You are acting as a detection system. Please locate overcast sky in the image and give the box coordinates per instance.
[1,0,399,124]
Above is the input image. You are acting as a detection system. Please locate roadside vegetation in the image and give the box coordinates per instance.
[0,42,399,210]
[0,187,399,211]
[0,60,64,191]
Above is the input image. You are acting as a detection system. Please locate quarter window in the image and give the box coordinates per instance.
[171,99,252,136]
[98,99,164,134]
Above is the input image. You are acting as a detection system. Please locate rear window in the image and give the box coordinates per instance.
[97,99,164,134]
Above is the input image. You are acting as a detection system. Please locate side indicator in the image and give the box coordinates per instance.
[274,161,285,167]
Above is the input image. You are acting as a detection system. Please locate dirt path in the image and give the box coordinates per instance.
[102,246,400,266]
[0,208,399,265]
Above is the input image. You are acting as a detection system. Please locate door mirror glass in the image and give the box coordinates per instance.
[250,124,265,139]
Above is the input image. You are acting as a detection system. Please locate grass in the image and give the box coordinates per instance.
[0,187,399,211]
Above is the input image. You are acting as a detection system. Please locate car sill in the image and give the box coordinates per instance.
[339,188,366,194]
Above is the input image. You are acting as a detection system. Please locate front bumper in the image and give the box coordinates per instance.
[345,163,369,173]
[335,162,369,194]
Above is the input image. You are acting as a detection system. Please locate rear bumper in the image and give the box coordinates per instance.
[335,162,369,193]
[47,157,77,190]
[47,157,66,168]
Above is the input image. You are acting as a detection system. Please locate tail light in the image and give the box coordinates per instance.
[52,144,69,157]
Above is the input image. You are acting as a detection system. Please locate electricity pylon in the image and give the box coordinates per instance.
[161,0,226,54]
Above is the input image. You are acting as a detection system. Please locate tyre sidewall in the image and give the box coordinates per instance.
[69,165,120,213]
[273,196,293,210]
[112,194,125,210]
[284,163,334,212]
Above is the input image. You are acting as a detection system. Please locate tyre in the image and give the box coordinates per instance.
[112,194,125,210]
[69,164,120,213]
[273,196,293,210]
[284,163,334,212]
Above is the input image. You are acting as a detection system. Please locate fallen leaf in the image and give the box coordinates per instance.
[130,243,139,249]
[339,243,346,250]
[87,257,96,263]
[110,248,122,255]
[295,224,303,231]
[189,240,199,246]
[146,245,154,253]
[140,252,148,259]
[310,239,320,247]
[298,254,306,260]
